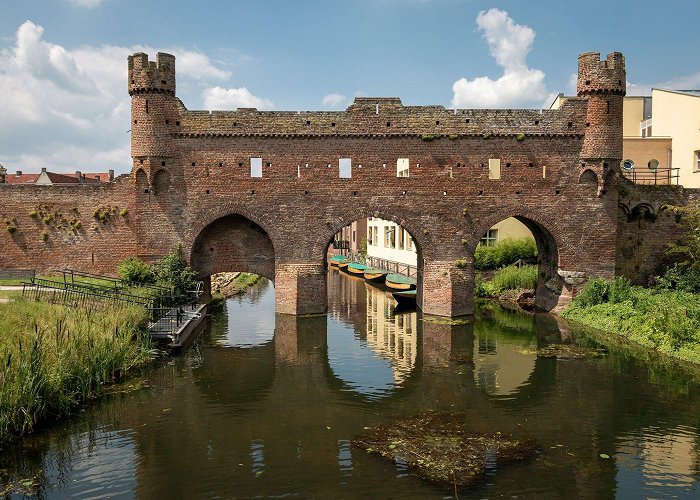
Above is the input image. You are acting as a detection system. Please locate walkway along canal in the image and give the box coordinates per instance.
[1,270,699,497]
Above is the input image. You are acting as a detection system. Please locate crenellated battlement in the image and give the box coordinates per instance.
[128,52,175,96]
[577,51,626,96]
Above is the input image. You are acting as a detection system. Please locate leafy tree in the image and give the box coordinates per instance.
[666,203,700,271]
[156,245,197,299]
[117,257,156,285]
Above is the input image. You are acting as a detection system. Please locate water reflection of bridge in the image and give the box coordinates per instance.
[100,272,700,498]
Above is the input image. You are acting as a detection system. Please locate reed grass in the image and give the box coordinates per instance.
[0,297,155,442]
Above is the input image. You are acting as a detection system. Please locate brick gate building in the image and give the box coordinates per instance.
[1,50,672,317]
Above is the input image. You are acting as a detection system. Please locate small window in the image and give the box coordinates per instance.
[352,230,356,243]
[368,227,374,245]
[488,159,501,180]
[398,228,405,250]
[480,229,498,247]
[406,232,413,251]
[339,158,352,178]
[695,151,700,172]
[384,226,396,249]
[397,158,409,177]
[647,159,659,171]
[374,226,379,246]
[250,157,263,177]
[622,159,634,171]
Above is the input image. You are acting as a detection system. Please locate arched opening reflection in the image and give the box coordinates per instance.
[326,281,418,399]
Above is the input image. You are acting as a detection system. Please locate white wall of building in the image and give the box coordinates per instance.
[366,217,417,267]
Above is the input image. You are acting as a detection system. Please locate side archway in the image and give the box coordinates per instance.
[190,213,276,281]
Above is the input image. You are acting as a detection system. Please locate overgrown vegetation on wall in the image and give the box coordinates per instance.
[0,300,154,442]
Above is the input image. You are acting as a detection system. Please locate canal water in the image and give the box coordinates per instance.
[2,270,700,498]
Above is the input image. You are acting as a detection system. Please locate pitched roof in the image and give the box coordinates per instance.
[5,173,40,184]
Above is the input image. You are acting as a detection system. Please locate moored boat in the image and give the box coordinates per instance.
[363,267,389,283]
[385,273,416,290]
[329,255,348,267]
[392,289,417,306]
[346,262,369,275]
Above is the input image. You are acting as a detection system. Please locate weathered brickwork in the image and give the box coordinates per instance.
[0,50,657,317]
[617,181,700,284]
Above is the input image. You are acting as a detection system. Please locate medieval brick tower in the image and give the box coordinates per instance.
[577,51,626,189]
[128,52,179,193]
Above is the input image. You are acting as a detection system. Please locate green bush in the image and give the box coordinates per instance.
[608,276,632,303]
[157,246,197,298]
[117,257,156,285]
[474,238,537,270]
[655,265,700,294]
[572,278,609,308]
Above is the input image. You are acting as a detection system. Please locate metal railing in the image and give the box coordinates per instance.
[364,256,417,278]
[21,271,204,336]
[622,167,679,185]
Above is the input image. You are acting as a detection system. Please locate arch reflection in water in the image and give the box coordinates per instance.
[211,279,275,347]
[327,270,417,399]
[472,303,538,398]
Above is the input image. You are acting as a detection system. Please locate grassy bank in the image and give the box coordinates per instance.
[475,265,537,298]
[0,298,155,442]
[563,279,700,365]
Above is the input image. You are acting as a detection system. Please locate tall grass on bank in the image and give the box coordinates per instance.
[475,265,538,298]
[0,298,155,442]
[563,278,700,365]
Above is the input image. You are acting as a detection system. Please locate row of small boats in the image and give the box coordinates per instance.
[329,255,417,305]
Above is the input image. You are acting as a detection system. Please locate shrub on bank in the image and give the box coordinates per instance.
[0,299,155,442]
[474,238,537,270]
[118,257,156,285]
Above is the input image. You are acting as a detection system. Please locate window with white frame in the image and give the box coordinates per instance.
[407,232,413,251]
[480,229,498,247]
[368,227,374,245]
[398,228,405,249]
[397,158,409,177]
[250,157,263,177]
[384,226,396,248]
[695,151,700,172]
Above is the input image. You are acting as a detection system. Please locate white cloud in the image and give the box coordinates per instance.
[321,93,347,109]
[68,0,105,7]
[202,86,273,110]
[451,9,550,108]
[0,21,243,174]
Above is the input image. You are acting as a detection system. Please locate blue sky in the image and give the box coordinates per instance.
[1,0,698,173]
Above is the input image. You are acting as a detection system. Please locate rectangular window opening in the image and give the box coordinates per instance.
[250,157,263,178]
[398,228,405,250]
[695,151,700,172]
[339,158,352,178]
[397,158,409,178]
[488,159,501,180]
[368,227,374,245]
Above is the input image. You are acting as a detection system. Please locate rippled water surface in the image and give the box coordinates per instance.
[2,270,700,498]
